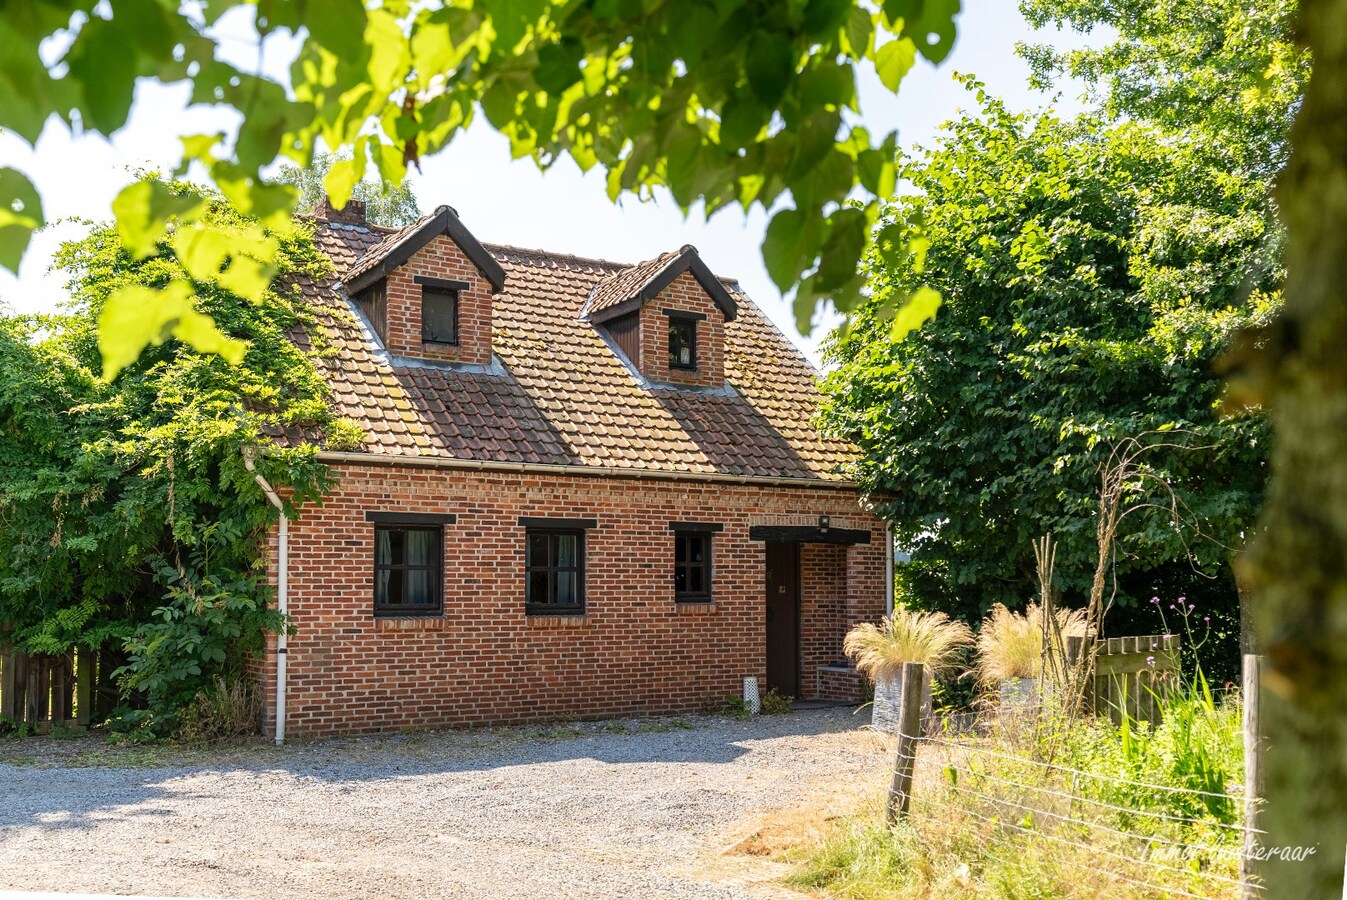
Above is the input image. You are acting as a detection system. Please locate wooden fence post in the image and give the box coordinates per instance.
[886,660,926,825]
[1241,654,1264,899]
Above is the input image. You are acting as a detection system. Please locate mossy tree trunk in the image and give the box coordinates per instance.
[1238,1,1347,892]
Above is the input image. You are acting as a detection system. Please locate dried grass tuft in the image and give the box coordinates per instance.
[975,602,1088,682]
[843,608,973,680]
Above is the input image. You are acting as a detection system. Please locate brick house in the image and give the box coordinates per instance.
[254,197,890,740]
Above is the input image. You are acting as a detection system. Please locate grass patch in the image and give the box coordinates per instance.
[777,677,1245,899]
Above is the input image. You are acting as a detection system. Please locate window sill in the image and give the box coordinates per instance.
[525,612,590,627]
[422,339,461,347]
[374,615,448,631]
[675,600,716,615]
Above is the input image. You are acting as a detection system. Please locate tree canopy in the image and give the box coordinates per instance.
[276,152,422,227]
[0,0,960,379]
[1018,0,1306,177]
[818,84,1276,623]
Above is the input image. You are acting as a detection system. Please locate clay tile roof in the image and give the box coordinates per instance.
[286,221,857,483]
[342,205,507,294]
[584,248,683,318]
[582,244,738,323]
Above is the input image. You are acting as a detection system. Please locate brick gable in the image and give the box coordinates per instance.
[378,235,494,365]
[637,269,727,388]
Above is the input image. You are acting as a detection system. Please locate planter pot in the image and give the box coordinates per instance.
[998,676,1040,716]
[871,666,934,734]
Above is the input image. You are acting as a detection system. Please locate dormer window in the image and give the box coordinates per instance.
[417,276,466,345]
[583,245,736,388]
[341,206,505,365]
[668,313,698,370]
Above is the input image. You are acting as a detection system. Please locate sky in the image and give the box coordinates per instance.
[0,2,1096,365]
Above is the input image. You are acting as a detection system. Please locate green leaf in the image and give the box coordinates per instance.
[535,37,584,94]
[323,158,361,211]
[0,167,43,273]
[483,0,548,53]
[173,223,234,283]
[843,7,875,57]
[874,37,917,92]
[763,207,821,291]
[98,280,247,381]
[213,166,299,233]
[746,32,796,106]
[885,0,960,63]
[890,286,942,342]
[111,180,205,260]
[816,207,869,291]
[217,256,277,300]
[720,94,769,150]
[305,0,370,62]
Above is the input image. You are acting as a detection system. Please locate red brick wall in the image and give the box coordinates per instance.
[801,544,848,678]
[637,271,726,387]
[381,234,493,365]
[258,463,886,737]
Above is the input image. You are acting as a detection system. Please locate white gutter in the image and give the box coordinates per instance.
[885,522,895,615]
[242,448,288,746]
[313,450,861,491]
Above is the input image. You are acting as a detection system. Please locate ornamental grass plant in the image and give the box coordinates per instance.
[843,608,974,679]
[975,602,1089,682]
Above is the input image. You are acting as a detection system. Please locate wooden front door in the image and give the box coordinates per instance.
[765,542,800,696]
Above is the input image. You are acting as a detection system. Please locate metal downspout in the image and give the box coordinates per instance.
[885,522,895,615]
[242,449,288,746]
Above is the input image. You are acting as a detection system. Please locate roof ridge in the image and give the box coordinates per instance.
[485,242,632,271]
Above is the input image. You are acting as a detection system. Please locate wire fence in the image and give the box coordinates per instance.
[880,656,1265,899]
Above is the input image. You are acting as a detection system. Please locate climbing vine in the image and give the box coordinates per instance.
[0,182,346,728]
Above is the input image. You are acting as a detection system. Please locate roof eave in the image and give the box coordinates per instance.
[586,246,738,324]
[345,207,507,295]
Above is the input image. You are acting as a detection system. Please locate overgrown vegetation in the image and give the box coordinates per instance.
[0,182,343,736]
[784,678,1246,898]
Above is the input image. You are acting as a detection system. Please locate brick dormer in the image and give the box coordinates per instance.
[583,245,737,389]
[342,205,506,365]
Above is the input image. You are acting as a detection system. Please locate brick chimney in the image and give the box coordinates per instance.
[312,195,367,226]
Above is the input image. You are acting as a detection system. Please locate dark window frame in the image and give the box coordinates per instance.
[421,284,460,345]
[372,523,445,617]
[524,527,587,616]
[667,314,697,370]
[672,529,714,602]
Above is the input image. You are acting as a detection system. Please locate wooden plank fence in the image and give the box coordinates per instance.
[0,648,121,731]
[1067,634,1181,726]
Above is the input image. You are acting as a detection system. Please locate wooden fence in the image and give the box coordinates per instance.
[1067,634,1182,727]
[0,648,121,731]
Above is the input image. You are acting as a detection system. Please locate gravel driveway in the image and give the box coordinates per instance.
[0,708,889,899]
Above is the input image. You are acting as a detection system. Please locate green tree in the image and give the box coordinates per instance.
[276,152,422,227]
[819,87,1274,629]
[0,0,960,378]
[0,184,340,725]
[1018,0,1307,177]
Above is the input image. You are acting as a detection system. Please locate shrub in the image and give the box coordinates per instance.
[844,608,973,680]
[761,688,793,715]
[0,716,34,739]
[975,602,1088,682]
[722,694,752,719]
[176,675,262,744]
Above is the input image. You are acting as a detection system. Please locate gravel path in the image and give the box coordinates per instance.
[0,708,889,899]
